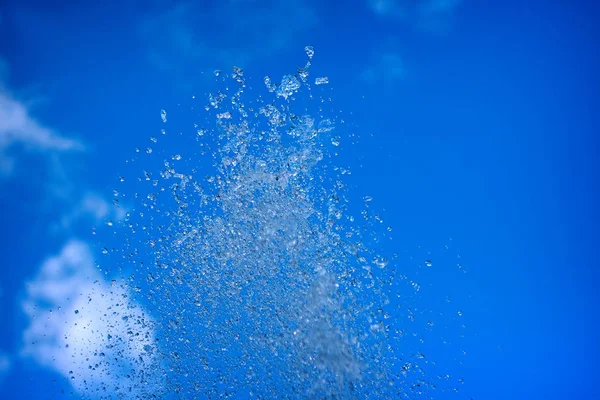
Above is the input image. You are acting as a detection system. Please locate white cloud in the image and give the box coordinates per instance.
[0,90,82,177]
[0,64,118,232]
[21,240,162,396]
[141,0,317,78]
[56,192,128,231]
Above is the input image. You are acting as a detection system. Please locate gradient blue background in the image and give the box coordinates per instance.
[0,0,598,398]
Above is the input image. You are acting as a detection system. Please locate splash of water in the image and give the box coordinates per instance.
[91,48,463,399]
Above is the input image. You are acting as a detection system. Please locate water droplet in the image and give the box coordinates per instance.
[277,74,301,99]
[373,256,388,268]
[305,45,315,59]
[160,109,167,123]
[264,76,277,92]
[232,66,244,83]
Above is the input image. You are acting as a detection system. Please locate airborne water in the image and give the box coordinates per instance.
[84,47,465,399]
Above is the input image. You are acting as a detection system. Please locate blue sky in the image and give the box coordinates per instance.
[0,0,599,398]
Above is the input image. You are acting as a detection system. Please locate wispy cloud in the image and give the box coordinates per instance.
[21,240,162,396]
[0,59,119,234]
[140,0,317,79]
[56,192,127,232]
[368,0,463,33]
[0,90,82,177]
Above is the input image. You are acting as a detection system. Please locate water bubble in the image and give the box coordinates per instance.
[315,77,329,85]
[425,260,432,267]
[160,109,167,123]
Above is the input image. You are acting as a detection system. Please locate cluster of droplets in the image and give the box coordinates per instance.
[94,47,469,399]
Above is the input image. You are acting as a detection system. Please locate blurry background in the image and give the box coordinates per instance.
[0,0,599,398]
